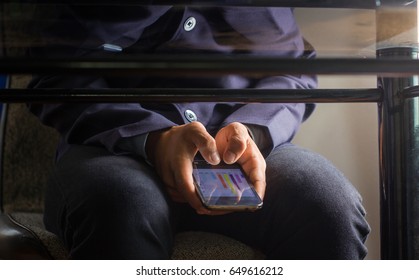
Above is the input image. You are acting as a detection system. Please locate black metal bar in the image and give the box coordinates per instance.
[0,88,382,103]
[0,0,377,9]
[404,85,419,99]
[2,56,419,76]
[378,46,419,259]
[401,89,419,259]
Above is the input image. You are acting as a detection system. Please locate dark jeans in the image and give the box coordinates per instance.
[43,144,370,259]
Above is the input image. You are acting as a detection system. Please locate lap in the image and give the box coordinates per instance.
[179,144,369,259]
[44,144,369,259]
[44,145,175,259]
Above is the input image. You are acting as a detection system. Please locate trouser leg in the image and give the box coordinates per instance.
[44,144,370,259]
[179,144,370,259]
[43,145,175,259]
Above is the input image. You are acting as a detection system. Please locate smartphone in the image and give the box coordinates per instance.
[192,160,263,211]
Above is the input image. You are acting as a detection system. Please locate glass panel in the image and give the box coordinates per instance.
[1,0,419,260]
[0,0,418,77]
[0,0,411,59]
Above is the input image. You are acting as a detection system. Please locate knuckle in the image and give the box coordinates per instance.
[229,134,247,150]
[188,121,205,131]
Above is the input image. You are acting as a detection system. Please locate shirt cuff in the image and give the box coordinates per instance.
[116,133,152,165]
[243,124,273,157]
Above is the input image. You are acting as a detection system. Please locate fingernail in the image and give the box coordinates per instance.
[224,151,236,164]
[210,152,220,164]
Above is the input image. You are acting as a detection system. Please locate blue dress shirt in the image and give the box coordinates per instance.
[28,5,317,160]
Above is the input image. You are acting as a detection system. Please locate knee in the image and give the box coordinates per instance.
[266,146,366,219]
[68,177,173,259]
[48,148,174,258]
[71,157,172,232]
[264,146,370,258]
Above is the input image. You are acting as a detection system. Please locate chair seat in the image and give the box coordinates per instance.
[0,213,68,259]
[0,212,263,259]
[172,231,264,260]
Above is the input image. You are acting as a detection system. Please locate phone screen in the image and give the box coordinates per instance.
[192,160,263,210]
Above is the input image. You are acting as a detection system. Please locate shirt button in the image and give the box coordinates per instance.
[185,110,197,122]
[184,17,196,32]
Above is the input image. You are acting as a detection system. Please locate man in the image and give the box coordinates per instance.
[29,4,370,259]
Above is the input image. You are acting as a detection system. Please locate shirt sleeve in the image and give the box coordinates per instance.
[115,124,269,163]
[244,124,272,158]
[28,6,316,160]
[116,133,151,164]
[220,73,317,156]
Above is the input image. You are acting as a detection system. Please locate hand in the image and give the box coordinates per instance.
[146,122,222,215]
[146,122,266,215]
[215,122,266,200]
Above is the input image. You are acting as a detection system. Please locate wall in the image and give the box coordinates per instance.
[294,9,380,259]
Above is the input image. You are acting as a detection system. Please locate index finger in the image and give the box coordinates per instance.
[187,122,221,165]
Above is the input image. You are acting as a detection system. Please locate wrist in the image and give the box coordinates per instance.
[145,128,171,165]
